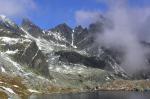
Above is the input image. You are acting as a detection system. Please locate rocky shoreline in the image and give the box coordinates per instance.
[0,73,150,99]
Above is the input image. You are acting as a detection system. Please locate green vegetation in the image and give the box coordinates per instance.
[0,73,30,98]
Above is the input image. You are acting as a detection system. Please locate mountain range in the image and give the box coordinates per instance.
[0,15,150,98]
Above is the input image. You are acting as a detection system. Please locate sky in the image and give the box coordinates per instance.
[26,0,108,29]
[0,0,150,29]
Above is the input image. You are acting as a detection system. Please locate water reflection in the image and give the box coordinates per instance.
[29,91,150,99]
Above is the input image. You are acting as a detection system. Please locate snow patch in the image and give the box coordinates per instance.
[0,81,3,84]
[22,28,68,53]
[106,77,110,81]
[5,49,18,55]
[0,15,6,19]
[0,15,16,27]
[1,66,6,72]
[23,72,33,76]
[1,86,16,94]
[47,31,66,42]
[0,37,19,45]
[42,30,46,34]
[13,85,19,88]
[71,32,74,46]
[71,31,77,48]
[28,89,40,93]
[49,64,87,74]
[0,52,23,72]
[21,28,55,52]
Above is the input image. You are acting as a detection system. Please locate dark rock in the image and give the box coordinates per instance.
[0,23,25,38]
[88,22,103,33]
[43,32,72,48]
[74,26,93,48]
[55,50,113,70]
[14,41,51,78]
[22,18,43,37]
[50,23,72,42]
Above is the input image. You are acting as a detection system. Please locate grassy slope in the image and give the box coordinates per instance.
[0,73,30,98]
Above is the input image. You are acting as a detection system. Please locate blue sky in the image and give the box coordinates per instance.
[1,0,150,29]
[18,0,108,29]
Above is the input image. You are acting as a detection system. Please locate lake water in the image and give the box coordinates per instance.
[29,91,150,99]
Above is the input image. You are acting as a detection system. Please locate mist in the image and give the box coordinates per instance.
[95,0,150,75]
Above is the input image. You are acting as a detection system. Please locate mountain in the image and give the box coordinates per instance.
[0,15,150,98]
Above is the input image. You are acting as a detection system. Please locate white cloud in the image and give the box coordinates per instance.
[0,0,36,16]
[75,10,101,27]
[96,0,150,75]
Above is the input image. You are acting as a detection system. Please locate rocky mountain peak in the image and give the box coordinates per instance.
[74,25,84,33]
[1,15,150,97]
[88,21,104,33]
[0,15,7,20]
[22,18,32,26]
[0,15,18,29]
[50,23,73,42]
[22,18,44,37]
[50,23,72,33]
